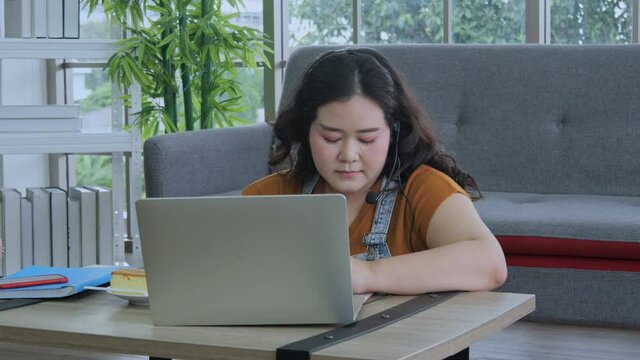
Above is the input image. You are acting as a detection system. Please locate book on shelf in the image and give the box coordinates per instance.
[44,187,68,268]
[47,0,63,39]
[0,265,117,299]
[85,186,113,265]
[26,187,51,267]
[20,197,33,267]
[67,196,81,267]
[3,0,31,38]
[32,0,47,39]
[69,186,96,266]
[63,0,79,39]
[1,188,22,276]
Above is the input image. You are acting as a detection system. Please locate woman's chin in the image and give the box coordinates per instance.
[325,183,368,198]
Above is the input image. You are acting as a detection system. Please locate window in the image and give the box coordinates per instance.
[361,0,443,43]
[79,3,115,39]
[285,1,638,46]
[73,68,112,131]
[550,0,633,44]
[453,0,526,43]
[289,0,353,48]
[226,0,265,123]
[70,68,114,187]
[64,5,115,187]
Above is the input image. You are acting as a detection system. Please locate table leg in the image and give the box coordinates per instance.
[444,347,469,360]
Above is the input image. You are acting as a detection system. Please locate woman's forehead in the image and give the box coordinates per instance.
[314,96,388,130]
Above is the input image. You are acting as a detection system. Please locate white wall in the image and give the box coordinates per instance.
[0,58,50,194]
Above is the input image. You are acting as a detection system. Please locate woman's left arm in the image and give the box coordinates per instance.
[350,193,507,295]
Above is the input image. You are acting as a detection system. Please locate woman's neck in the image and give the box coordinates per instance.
[317,180,369,226]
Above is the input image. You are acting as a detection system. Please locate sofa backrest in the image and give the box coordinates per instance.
[144,124,273,197]
[281,45,640,196]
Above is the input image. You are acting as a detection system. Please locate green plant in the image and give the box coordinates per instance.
[83,0,272,139]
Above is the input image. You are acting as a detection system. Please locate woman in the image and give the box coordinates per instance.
[243,48,507,295]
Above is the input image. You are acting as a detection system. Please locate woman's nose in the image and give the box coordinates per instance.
[338,140,358,162]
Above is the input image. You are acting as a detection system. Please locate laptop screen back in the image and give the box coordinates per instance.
[136,194,356,325]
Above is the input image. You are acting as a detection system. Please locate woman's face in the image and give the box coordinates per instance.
[309,95,391,199]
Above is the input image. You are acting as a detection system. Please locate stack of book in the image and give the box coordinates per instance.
[2,0,80,39]
[0,185,114,276]
[0,105,81,133]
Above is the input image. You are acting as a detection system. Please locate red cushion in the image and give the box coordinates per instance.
[507,255,640,272]
[497,235,640,261]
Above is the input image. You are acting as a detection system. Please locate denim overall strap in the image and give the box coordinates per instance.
[301,174,398,261]
[301,174,320,195]
[362,176,399,261]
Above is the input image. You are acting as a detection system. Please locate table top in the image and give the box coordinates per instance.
[0,291,534,360]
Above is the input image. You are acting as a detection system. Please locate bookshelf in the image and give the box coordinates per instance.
[0,39,117,59]
[0,131,135,154]
[0,39,143,268]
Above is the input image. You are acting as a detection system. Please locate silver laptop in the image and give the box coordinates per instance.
[136,194,367,326]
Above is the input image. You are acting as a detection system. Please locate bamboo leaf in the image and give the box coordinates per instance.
[96,0,273,137]
[161,111,179,133]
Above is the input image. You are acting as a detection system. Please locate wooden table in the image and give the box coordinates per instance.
[0,291,534,360]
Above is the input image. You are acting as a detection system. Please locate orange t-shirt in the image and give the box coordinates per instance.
[242,165,467,256]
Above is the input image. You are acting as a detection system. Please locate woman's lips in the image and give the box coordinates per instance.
[335,170,361,177]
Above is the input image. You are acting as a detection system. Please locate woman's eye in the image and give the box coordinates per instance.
[324,137,340,143]
[359,138,375,144]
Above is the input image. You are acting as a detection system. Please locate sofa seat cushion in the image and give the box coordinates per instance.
[475,192,640,271]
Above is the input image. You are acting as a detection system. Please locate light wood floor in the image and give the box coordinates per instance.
[1,320,639,359]
[470,321,640,360]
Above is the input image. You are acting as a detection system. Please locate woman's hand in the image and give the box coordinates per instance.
[350,257,373,294]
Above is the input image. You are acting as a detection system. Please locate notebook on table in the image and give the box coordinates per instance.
[136,194,368,326]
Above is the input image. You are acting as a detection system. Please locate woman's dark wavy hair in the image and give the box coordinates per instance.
[270,47,481,199]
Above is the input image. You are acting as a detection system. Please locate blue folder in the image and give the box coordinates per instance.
[0,266,117,299]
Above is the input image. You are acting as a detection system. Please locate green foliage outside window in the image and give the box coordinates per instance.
[289,0,353,46]
[75,155,113,188]
[235,67,265,122]
[362,1,443,43]
[289,0,633,46]
[551,0,632,44]
[79,81,111,113]
[80,16,113,39]
[453,0,526,43]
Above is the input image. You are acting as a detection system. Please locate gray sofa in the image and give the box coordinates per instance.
[144,44,640,327]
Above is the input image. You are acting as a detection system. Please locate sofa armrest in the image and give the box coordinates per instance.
[143,123,273,198]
